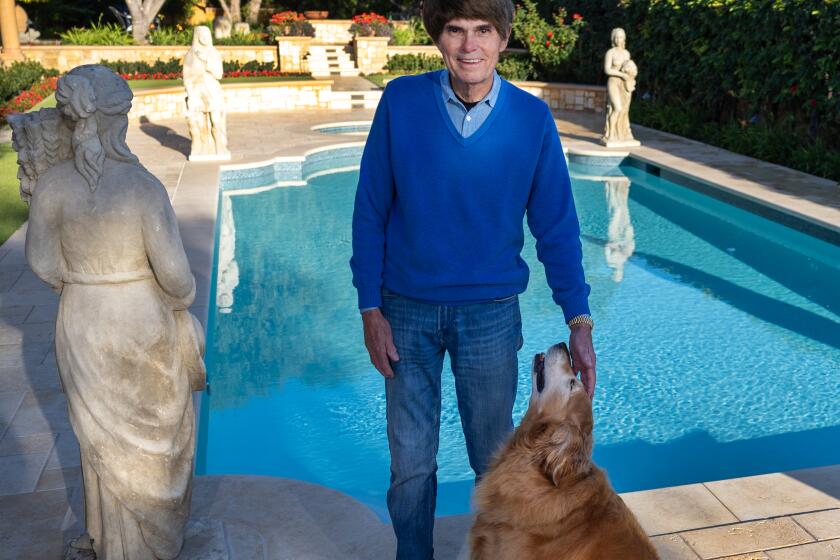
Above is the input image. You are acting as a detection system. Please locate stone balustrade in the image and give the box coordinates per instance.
[354,36,390,74]
[20,45,278,72]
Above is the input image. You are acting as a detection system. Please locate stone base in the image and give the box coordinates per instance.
[189,152,232,162]
[601,138,641,148]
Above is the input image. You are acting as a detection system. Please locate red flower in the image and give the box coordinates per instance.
[809,99,817,108]
[789,84,798,94]
[572,13,583,20]
[546,31,553,38]
[529,35,535,42]
[545,40,551,46]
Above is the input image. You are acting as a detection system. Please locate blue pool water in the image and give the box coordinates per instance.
[198,157,840,520]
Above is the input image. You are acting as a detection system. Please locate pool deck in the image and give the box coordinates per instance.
[1,104,839,559]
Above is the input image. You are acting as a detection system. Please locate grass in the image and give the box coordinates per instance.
[363,73,407,88]
[0,144,27,245]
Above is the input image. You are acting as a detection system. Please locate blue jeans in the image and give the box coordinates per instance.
[381,290,523,560]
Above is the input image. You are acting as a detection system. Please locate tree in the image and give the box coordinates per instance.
[216,0,241,23]
[126,0,167,44]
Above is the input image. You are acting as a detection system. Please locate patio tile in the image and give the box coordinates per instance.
[0,304,33,325]
[0,343,52,369]
[650,534,700,559]
[44,431,81,470]
[36,466,82,492]
[622,483,738,535]
[0,452,49,495]
[792,509,840,540]
[766,539,840,560]
[0,270,22,292]
[0,488,70,559]
[682,518,813,559]
[0,390,24,424]
[0,364,62,394]
[706,473,840,520]
[10,269,52,293]
[24,303,58,324]
[6,391,71,437]
[0,321,54,346]
[718,555,770,560]
[786,466,840,502]
[0,432,55,457]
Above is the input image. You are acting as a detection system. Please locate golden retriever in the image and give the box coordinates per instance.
[470,342,658,560]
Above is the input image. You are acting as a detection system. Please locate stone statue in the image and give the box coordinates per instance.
[604,177,635,282]
[8,65,206,560]
[232,22,251,35]
[184,26,230,161]
[213,14,232,39]
[602,28,640,148]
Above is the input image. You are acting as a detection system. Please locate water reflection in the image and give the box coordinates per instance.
[604,177,635,282]
[216,193,239,313]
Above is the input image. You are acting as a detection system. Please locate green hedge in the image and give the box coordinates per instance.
[99,59,276,75]
[0,61,58,102]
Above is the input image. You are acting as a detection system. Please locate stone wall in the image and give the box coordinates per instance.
[354,37,389,74]
[276,38,311,73]
[511,81,607,113]
[20,45,278,73]
[127,80,384,122]
[309,20,354,45]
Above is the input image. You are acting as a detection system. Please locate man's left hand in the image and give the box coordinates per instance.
[569,325,596,399]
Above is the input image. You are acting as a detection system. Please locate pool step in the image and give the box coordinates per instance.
[307,44,360,78]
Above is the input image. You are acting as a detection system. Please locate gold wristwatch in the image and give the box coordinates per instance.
[567,314,594,330]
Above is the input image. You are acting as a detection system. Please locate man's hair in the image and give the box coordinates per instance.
[422,0,514,43]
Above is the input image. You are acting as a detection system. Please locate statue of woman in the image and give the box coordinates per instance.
[602,28,639,146]
[183,25,229,160]
[10,65,205,559]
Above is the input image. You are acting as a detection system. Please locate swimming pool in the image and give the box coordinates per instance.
[197,148,840,520]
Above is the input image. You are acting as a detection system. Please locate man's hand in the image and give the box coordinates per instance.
[362,308,400,379]
[569,324,596,399]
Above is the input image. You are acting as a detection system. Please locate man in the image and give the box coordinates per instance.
[350,0,596,557]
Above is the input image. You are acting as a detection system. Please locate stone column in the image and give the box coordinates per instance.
[0,0,23,63]
[353,36,389,74]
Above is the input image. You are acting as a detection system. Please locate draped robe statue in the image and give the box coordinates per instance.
[184,26,230,161]
[602,28,641,148]
[9,65,206,560]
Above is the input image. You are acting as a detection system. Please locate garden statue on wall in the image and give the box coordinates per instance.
[8,64,206,560]
[602,27,641,148]
[184,26,231,161]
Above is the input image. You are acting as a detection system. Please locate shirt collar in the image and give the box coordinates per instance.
[440,69,501,108]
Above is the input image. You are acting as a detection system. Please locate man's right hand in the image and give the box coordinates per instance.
[362,308,400,378]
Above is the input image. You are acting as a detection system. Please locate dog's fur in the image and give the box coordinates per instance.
[470,343,658,560]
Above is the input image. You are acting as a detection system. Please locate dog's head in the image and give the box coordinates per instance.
[520,342,593,485]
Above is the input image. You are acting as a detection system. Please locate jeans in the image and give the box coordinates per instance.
[381,290,523,560]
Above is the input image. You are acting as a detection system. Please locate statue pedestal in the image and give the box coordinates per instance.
[601,139,640,148]
[189,152,231,162]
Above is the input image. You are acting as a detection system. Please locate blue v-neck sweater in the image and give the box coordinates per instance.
[350,70,590,322]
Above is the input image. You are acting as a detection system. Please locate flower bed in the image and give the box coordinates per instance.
[0,77,58,125]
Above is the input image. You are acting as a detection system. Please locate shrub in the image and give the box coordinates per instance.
[215,32,269,46]
[350,12,392,38]
[149,26,192,45]
[511,0,584,81]
[496,54,535,81]
[0,61,59,102]
[269,11,315,37]
[385,53,444,74]
[59,19,133,46]
[99,58,278,77]
[390,18,432,46]
[390,25,415,46]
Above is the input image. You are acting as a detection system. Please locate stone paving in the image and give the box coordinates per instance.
[0,100,838,559]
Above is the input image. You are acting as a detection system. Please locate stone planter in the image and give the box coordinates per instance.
[276,36,312,73]
[354,36,390,74]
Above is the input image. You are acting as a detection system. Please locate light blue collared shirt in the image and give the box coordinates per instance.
[439,69,502,138]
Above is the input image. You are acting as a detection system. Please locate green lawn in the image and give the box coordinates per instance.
[0,144,27,245]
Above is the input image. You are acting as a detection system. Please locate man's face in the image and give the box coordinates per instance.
[436,18,508,95]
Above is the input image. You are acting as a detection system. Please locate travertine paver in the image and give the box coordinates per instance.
[622,483,739,535]
[718,554,770,560]
[706,473,840,520]
[650,534,702,559]
[793,509,840,540]
[682,518,813,559]
[0,451,50,494]
[766,539,840,560]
